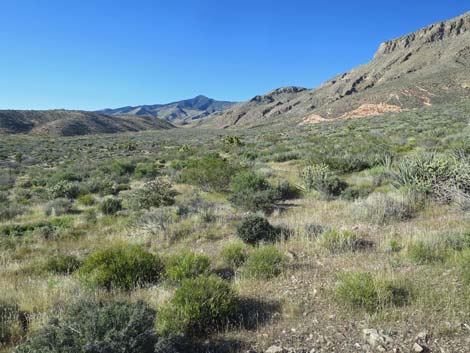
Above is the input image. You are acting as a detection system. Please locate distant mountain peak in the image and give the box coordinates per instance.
[100,96,236,125]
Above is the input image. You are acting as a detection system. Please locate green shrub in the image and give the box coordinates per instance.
[229,171,281,211]
[79,244,163,290]
[300,164,347,197]
[408,241,446,264]
[236,215,278,245]
[134,163,160,179]
[165,252,211,283]
[158,275,240,336]
[48,180,81,199]
[44,198,73,216]
[99,197,122,215]
[335,272,412,312]
[45,254,81,274]
[128,178,175,210]
[15,299,177,353]
[243,246,287,279]
[87,177,116,196]
[319,229,362,253]
[77,194,95,206]
[112,160,136,176]
[180,154,237,192]
[220,242,247,269]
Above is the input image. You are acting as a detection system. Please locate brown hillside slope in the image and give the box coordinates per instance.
[0,110,174,136]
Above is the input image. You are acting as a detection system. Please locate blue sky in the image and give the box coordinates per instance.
[0,1,468,110]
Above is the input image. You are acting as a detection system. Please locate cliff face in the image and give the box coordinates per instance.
[200,12,470,128]
[375,12,470,57]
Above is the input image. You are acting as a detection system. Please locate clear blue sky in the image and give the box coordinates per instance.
[0,1,468,110]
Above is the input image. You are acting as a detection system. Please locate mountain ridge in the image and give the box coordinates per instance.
[197,12,470,128]
[100,95,236,125]
[0,110,174,136]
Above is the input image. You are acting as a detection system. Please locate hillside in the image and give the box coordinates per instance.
[100,95,236,125]
[199,12,470,128]
[0,110,174,136]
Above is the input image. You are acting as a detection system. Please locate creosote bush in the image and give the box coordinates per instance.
[243,245,287,279]
[229,171,281,211]
[237,215,278,245]
[79,243,163,290]
[179,154,237,192]
[334,272,412,312]
[158,275,240,336]
[165,251,211,283]
[15,299,178,353]
[99,197,122,215]
[77,193,95,206]
[220,242,247,269]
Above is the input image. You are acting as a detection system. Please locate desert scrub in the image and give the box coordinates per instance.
[300,164,347,198]
[179,153,237,192]
[44,198,73,216]
[99,197,122,215]
[127,178,175,210]
[165,251,211,283]
[408,241,446,264]
[229,171,281,211]
[354,192,417,224]
[79,243,163,290]
[44,254,82,274]
[391,152,470,197]
[47,180,81,199]
[242,245,287,279]
[334,272,412,312]
[158,275,240,336]
[319,229,363,253]
[77,193,95,206]
[0,299,23,348]
[236,214,279,245]
[220,242,247,269]
[15,299,178,353]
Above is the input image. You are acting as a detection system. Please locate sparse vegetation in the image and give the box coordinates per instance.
[1,98,470,352]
